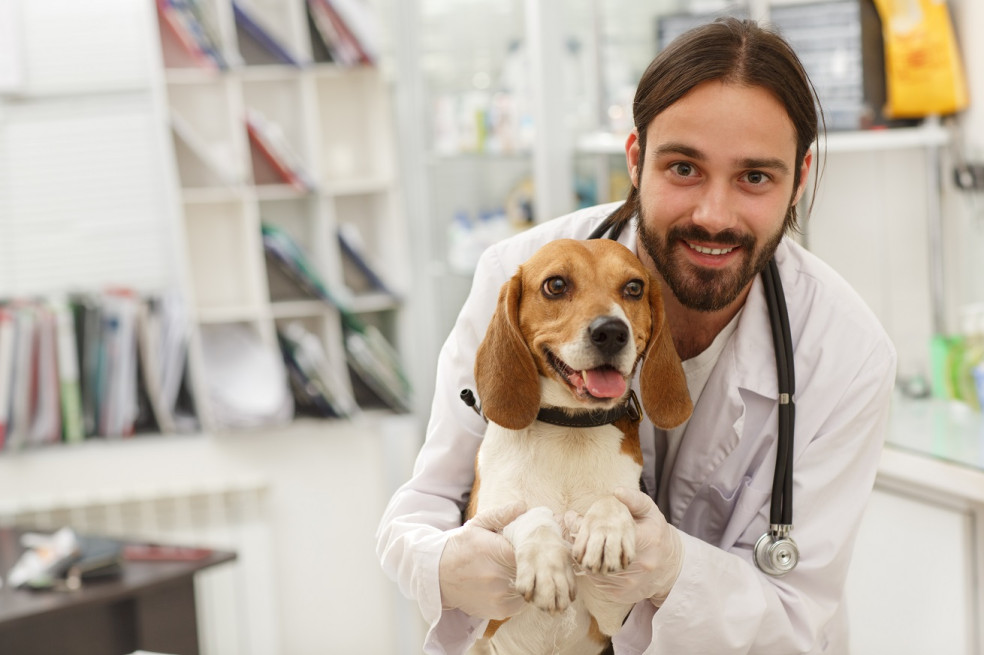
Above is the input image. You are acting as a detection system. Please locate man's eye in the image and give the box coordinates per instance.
[542,276,568,297]
[671,162,696,177]
[745,170,770,185]
[624,279,644,298]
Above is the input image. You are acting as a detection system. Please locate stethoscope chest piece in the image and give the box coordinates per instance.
[754,526,799,577]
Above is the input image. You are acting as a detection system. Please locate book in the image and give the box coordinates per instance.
[71,294,103,438]
[324,0,379,63]
[246,109,315,191]
[337,223,398,298]
[260,223,411,413]
[156,0,224,70]
[278,321,357,418]
[307,0,365,66]
[97,290,140,439]
[173,0,228,69]
[135,297,177,434]
[6,303,37,451]
[0,307,15,449]
[52,298,84,443]
[345,326,411,413]
[29,305,62,446]
[232,0,302,66]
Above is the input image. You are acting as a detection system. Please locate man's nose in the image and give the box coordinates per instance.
[691,181,738,233]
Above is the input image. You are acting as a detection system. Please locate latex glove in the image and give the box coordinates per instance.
[439,502,528,620]
[566,488,683,607]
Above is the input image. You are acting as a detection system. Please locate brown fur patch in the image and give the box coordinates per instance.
[484,618,509,639]
[614,415,644,467]
[588,615,610,645]
[465,451,481,521]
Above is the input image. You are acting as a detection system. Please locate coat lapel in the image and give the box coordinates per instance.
[666,270,781,525]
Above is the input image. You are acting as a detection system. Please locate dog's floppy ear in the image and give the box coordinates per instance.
[475,272,541,430]
[639,284,693,429]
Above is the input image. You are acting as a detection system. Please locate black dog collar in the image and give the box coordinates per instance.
[535,390,642,428]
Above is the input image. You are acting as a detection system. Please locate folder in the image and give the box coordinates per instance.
[233,0,302,66]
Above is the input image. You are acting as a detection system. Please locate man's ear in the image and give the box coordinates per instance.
[626,130,641,188]
[792,148,814,206]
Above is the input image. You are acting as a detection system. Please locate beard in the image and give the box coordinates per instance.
[636,210,784,312]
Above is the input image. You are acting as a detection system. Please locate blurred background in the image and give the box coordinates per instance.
[2,0,984,653]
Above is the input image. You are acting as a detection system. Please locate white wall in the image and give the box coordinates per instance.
[0,414,422,655]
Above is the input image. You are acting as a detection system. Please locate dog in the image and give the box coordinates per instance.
[466,238,692,654]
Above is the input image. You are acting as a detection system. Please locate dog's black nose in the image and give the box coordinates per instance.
[589,317,629,357]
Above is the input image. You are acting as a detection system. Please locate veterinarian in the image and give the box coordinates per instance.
[378,17,896,655]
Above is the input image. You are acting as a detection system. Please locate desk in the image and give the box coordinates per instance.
[0,528,234,655]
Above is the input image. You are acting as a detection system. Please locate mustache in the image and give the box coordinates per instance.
[668,225,755,249]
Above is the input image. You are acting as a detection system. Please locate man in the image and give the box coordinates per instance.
[378,18,896,654]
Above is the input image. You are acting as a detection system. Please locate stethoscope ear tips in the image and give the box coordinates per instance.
[754,530,799,577]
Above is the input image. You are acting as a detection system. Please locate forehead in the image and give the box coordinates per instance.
[523,239,645,279]
[646,80,798,165]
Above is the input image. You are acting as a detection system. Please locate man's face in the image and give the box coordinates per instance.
[628,80,811,313]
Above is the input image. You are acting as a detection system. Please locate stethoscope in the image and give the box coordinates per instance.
[588,216,799,577]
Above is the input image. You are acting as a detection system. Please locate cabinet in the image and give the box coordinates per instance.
[156,0,411,429]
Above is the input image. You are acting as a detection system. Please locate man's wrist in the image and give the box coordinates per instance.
[649,525,685,607]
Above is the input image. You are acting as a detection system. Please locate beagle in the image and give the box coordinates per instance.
[466,238,692,654]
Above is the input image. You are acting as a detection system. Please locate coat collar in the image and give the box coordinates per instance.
[659,240,793,524]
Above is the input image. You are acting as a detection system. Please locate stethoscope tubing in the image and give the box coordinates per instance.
[590,215,797,574]
[763,258,795,528]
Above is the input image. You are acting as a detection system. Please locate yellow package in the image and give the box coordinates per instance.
[871,0,969,118]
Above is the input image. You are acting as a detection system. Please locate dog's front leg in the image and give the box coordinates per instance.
[503,506,576,613]
[571,495,636,573]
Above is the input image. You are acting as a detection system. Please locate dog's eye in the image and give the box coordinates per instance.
[542,276,568,297]
[624,279,645,298]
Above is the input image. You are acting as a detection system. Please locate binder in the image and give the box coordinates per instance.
[70,294,103,438]
[29,305,62,446]
[246,109,315,191]
[337,224,398,298]
[135,297,177,434]
[279,321,357,418]
[156,0,225,70]
[261,223,411,412]
[0,307,15,449]
[233,1,302,66]
[6,304,37,451]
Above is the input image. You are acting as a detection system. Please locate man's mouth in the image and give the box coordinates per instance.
[547,351,627,400]
[686,241,737,256]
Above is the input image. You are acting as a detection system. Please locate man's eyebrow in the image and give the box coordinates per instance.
[653,142,704,160]
[653,143,792,175]
[738,157,790,174]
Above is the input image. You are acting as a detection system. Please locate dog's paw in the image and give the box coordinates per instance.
[572,496,636,573]
[513,527,576,613]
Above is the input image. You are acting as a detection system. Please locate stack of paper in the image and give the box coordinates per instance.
[200,323,293,430]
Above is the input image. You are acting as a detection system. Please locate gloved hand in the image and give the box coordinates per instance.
[566,488,683,607]
[439,502,528,619]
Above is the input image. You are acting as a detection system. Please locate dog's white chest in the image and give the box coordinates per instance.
[476,422,641,514]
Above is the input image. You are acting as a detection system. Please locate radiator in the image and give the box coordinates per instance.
[0,478,280,655]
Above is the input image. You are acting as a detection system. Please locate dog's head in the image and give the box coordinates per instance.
[475,238,692,431]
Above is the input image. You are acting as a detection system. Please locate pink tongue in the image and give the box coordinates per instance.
[583,368,626,399]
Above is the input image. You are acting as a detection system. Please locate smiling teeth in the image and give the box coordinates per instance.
[689,243,735,256]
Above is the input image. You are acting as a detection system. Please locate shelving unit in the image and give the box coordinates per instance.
[2,2,417,649]
[155,0,411,429]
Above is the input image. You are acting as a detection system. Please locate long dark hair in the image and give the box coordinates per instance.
[599,17,823,237]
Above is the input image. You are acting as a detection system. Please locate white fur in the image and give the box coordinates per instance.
[470,416,642,655]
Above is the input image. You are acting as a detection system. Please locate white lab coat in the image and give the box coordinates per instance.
[376,202,897,654]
